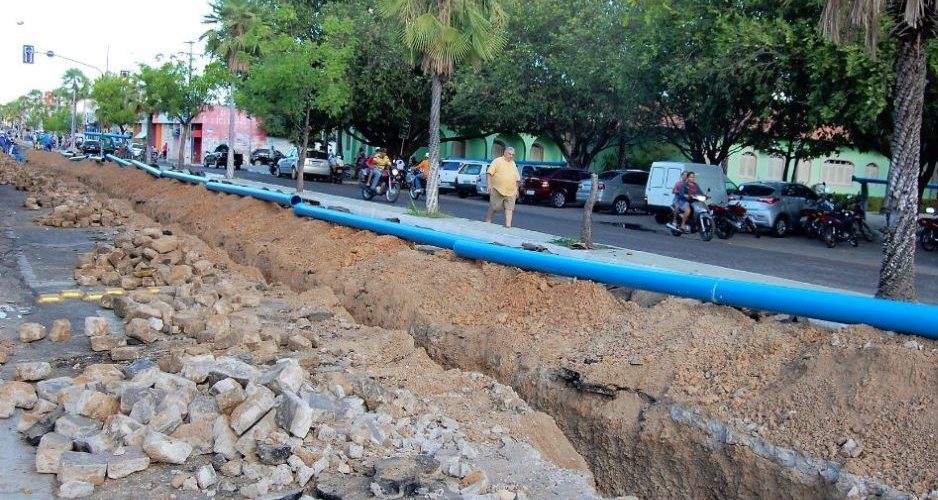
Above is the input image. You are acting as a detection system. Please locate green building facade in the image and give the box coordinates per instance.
[337,128,565,164]
[725,145,892,196]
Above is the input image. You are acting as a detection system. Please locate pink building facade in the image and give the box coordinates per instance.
[147,106,268,165]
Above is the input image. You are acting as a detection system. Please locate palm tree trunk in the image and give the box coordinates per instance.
[878,34,926,301]
[226,85,236,180]
[424,74,443,213]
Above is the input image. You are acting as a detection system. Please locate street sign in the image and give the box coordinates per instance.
[399,118,410,139]
[22,45,34,64]
[120,70,130,78]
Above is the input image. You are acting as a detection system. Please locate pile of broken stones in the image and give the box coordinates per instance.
[1,164,128,228]
[0,224,543,499]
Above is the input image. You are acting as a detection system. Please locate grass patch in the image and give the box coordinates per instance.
[549,237,612,250]
[406,201,451,218]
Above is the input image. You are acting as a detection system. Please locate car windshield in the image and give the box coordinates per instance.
[442,162,461,171]
[306,150,329,159]
[738,184,777,197]
[460,164,482,175]
[598,171,620,181]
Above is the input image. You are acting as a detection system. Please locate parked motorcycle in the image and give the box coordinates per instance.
[667,194,714,241]
[360,167,402,203]
[918,207,938,251]
[817,200,860,248]
[709,201,759,239]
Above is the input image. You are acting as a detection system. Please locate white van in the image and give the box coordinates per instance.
[644,162,733,223]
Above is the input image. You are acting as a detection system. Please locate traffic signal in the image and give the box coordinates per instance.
[22,45,34,64]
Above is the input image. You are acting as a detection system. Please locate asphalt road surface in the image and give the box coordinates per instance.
[196,163,938,304]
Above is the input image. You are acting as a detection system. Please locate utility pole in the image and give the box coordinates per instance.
[70,83,77,151]
[183,41,195,165]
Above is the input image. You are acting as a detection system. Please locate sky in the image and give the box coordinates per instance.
[0,0,214,103]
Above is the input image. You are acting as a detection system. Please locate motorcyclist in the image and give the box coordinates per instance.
[366,148,392,192]
[671,172,699,232]
[328,152,345,178]
[413,152,430,192]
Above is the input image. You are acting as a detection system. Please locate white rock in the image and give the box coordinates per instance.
[15,361,52,381]
[58,480,95,498]
[197,464,217,489]
[84,317,109,337]
[142,430,192,464]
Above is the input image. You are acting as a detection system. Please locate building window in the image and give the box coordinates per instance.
[820,159,855,186]
[492,140,506,158]
[795,159,812,184]
[738,152,757,179]
[530,143,544,161]
[449,140,465,157]
[766,156,785,180]
[865,162,879,179]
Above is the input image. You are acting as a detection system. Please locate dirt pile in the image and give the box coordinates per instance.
[0,155,601,499]
[9,152,938,498]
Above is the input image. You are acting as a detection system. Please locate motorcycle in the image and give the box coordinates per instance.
[816,200,860,248]
[407,169,423,200]
[667,194,714,241]
[360,166,402,203]
[329,158,347,184]
[918,207,938,251]
[709,201,760,239]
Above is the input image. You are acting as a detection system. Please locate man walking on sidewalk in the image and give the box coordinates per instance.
[485,147,521,228]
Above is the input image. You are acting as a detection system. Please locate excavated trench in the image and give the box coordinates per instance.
[26,155,932,498]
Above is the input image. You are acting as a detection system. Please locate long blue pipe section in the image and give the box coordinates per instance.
[162,170,208,185]
[451,240,938,338]
[205,181,302,206]
[104,155,131,167]
[293,203,486,250]
[92,154,938,338]
[129,160,162,177]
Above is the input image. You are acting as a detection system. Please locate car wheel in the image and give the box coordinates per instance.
[269,166,277,175]
[613,197,630,215]
[250,160,256,166]
[550,190,567,208]
[291,168,298,180]
[771,215,789,237]
[457,190,469,199]
[921,228,936,252]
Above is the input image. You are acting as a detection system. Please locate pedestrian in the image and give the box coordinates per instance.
[161,142,168,160]
[484,147,521,228]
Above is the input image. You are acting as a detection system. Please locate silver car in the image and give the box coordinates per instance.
[275,148,330,180]
[575,169,649,214]
[734,181,819,237]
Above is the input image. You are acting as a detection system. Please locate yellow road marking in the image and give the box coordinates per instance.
[35,286,160,304]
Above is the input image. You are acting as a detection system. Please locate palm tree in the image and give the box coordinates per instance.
[821,1,937,301]
[380,0,510,213]
[62,68,89,148]
[203,0,264,179]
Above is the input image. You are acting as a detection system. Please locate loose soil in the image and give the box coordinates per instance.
[14,152,938,498]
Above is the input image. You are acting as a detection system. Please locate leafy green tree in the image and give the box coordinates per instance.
[136,64,178,162]
[146,61,225,170]
[822,0,938,301]
[236,10,356,192]
[91,74,139,134]
[44,107,71,134]
[448,0,642,170]
[203,0,267,178]
[380,0,511,213]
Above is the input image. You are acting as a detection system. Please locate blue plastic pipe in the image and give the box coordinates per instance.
[452,240,938,338]
[205,181,302,206]
[293,203,486,250]
[129,160,162,177]
[105,155,131,167]
[161,170,208,185]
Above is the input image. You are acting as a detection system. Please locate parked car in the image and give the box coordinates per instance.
[203,144,244,169]
[130,143,144,160]
[732,181,819,237]
[575,169,649,214]
[80,140,102,156]
[520,168,592,208]
[274,148,330,180]
[438,160,463,192]
[645,162,733,224]
[453,161,490,198]
[250,148,284,167]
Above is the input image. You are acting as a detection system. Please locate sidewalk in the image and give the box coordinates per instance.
[206,172,862,295]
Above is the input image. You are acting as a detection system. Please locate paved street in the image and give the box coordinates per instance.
[192,163,938,304]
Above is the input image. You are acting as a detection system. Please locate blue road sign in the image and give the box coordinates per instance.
[22,45,34,64]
